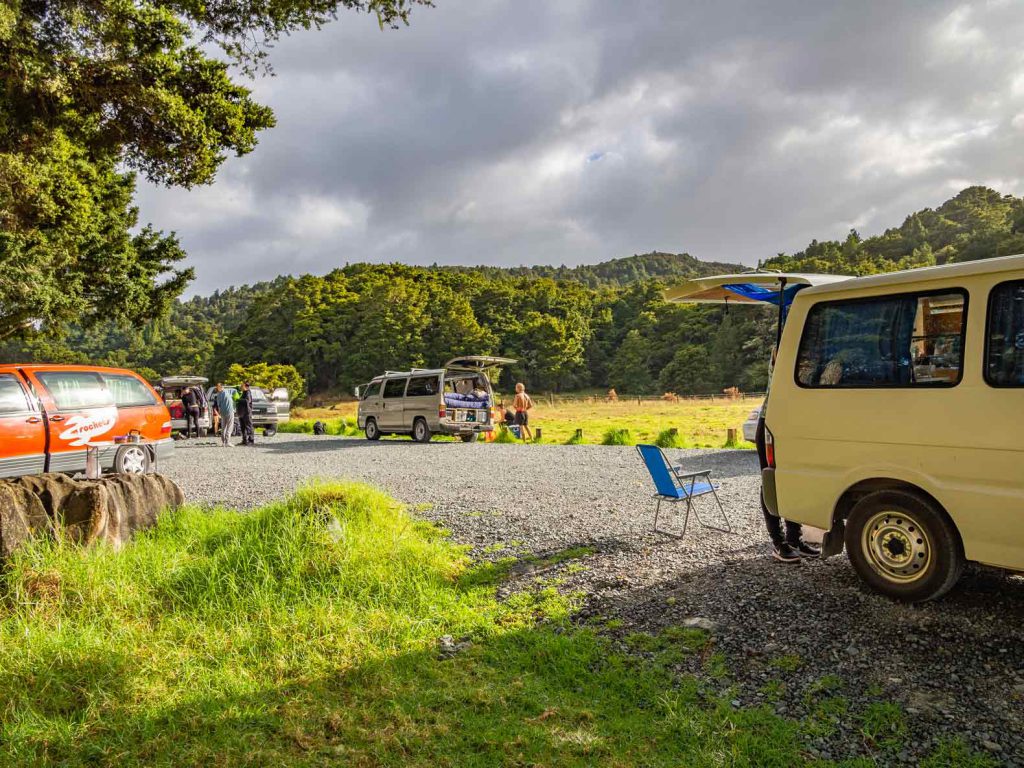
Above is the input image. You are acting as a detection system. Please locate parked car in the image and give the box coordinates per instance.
[741,403,762,443]
[157,376,211,438]
[356,356,516,442]
[756,254,1024,601]
[0,364,174,476]
[206,385,290,436]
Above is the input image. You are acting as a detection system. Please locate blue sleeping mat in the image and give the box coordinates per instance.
[444,393,490,409]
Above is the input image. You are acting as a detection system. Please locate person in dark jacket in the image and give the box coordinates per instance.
[181,386,201,439]
[237,382,255,446]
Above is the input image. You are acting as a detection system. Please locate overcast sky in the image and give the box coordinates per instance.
[135,0,1024,294]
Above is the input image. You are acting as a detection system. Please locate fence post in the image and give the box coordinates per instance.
[727,428,737,445]
[574,428,583,441]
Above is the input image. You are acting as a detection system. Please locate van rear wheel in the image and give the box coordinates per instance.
[460,433,478,443]
[845,490,964,603]
[114,445,151,475]
[412,418,432,443]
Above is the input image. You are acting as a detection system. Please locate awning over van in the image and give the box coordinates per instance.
[444,356,517,370]
[663,272,850,308]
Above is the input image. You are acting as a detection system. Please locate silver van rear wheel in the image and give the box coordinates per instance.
[845,490,963,602]
[413,418,431,443]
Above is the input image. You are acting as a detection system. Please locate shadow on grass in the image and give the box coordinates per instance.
[5,623,807,767]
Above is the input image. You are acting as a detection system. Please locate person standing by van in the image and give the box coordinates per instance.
[755,414,818,562]
[237,382,255,446]
[513,382,533,441]
[181,386,201,439]
[213,383,235,448]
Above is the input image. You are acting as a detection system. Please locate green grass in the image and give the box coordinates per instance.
[601,427,635,446]
[654,427,688,449]
[0,483,995,766]
[278,416,360,436]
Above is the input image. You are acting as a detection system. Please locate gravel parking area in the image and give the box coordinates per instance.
[164,433,1024,764]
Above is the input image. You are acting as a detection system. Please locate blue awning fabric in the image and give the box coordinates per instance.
[721,283,807,307]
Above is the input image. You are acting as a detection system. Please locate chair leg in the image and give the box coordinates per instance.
[680,495,693,539]
[653,496,661,533]
[690,486,732,534]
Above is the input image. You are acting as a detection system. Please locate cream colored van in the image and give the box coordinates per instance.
[761,254,1024,600]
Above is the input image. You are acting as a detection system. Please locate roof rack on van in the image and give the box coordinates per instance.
[383,371,409,376]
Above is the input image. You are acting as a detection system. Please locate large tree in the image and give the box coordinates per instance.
[0,0,429,340]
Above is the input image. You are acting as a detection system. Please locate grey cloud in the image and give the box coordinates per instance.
[133,0,1024,293]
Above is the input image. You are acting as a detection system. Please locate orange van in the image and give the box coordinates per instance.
[0,364,174,477]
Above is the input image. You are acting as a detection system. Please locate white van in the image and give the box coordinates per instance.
[356,356,515,443]
[759,254,1024,600]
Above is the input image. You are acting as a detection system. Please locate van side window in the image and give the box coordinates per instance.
[0,374,32,414]
[986,280,1024,387]
[383,378,407,398]
[796,291,967,388]
[36,371,116,409]
[406,376,439,397]
[362,381,381,399]
[103,374,159,407]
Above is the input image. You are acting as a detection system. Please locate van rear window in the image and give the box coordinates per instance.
[796,291,967,388]
[103,374,159,407]
[406,375,439,397]
[986,280,1024,387]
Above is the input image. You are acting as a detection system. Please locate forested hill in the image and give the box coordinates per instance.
[762,186,1024,275]
[437,251,744,287]
[3,186,1021,397]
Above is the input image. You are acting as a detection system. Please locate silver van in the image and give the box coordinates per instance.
[356,356,516,443]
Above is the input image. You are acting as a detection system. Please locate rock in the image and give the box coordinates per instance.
[682,617,718,632]
[0,473,183,557]
[982,741,1002,753]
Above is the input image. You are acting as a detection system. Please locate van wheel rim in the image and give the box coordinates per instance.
[415,422,426,439]
[861,510,931,583]
[121,448,146,474]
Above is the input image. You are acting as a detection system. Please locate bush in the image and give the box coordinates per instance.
[494,426,519,443]
[564,431,584,445]
[654,428,687,449]
[601,427,634,446]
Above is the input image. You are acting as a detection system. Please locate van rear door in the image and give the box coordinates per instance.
[0,371,46,477]
[27,369,119,473]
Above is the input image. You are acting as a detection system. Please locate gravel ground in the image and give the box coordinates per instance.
[164,433,1024,765]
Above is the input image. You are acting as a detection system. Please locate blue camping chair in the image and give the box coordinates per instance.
[636,444,732,538]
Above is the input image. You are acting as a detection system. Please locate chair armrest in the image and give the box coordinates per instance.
[671,467,713,479]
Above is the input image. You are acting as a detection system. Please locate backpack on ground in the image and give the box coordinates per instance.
[313,420,327,435]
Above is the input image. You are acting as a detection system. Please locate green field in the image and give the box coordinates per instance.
[289,397,759,448]
[0,483,992,766]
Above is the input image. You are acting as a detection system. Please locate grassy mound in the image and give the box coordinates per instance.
[654,428,688,449]
[493,425,519,443]
[0,483,987,766]
[601,427,635,446]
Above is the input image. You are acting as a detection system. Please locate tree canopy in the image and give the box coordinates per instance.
[0,0,430,340]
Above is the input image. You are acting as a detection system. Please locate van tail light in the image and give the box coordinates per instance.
[160,420,172,435]
[439,405,446,419]
[764,427,776,469]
